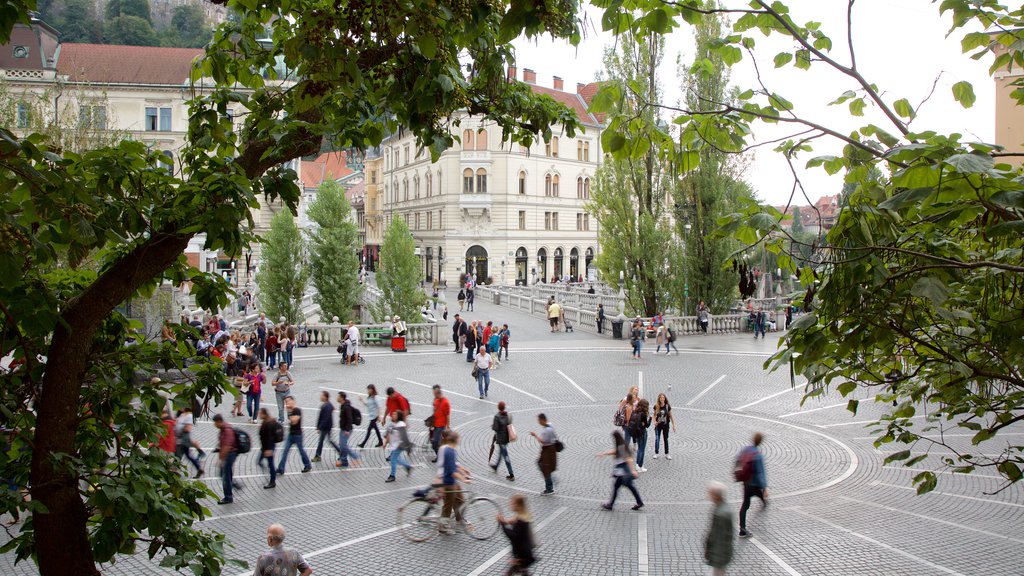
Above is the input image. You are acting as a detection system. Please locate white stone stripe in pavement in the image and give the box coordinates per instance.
[778,402,847,418]
[203,485,411,522]
[638,514,649,576]
[398,377,499,405]
[685,375,726,406]
[200,464,424,482]
[749,536,802,576]
[638,371,643,399]
[731,386,800,412]
[836,496,1024,545]
[464,506,569,576]
[556,370,595,402]
[788,507,969,576]
[489,377,551,404]
[872,480,1024,508]
[323,386,475,415]
[234,525,407,576]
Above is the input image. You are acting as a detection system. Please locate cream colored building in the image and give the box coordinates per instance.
[363,154,384,270]
[994,45,1024,165]
[380,69,603,286]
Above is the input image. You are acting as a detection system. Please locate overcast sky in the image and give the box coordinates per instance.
[512,0,995,206]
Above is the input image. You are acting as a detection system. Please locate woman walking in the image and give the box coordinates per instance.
[654,323,668,354]
[457,288,466,311]
[631,399,652,472]
[384,410,413,482]
[497,494,536,575]
[630,319,644,359]
[704,481,734,575]
[652,393,676,460]
[490,402,515,481]
[598,431,644,511]
[246,362,265,423]
[358,384,384,448]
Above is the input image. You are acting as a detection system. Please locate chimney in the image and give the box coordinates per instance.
[577,82,585,93]
[507,65,517,82]
[553,76,563,91]
[523,68,536,84]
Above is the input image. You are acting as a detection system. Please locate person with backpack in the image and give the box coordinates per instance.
[598,430,644,511]
[276,396,312,475]
[614,392,636,445]
[704,481,734,575]
[384,409,413,482]
[358,384,384,448]
[498,324,510,360]
[312,391,339,463]
[212,414,238,505]
[489,401,515,481]
[652,393,676,460]
[265,328,279,369]
[496,494,536,575]
[530,413,558,494]
[629,399,652,472]
[257,408,282,489]
[336,391,362,468]
[736,432,768,537]
[664,323,680,354]
[457,288,466,311]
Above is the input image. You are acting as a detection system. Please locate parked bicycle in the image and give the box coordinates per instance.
[397,484,501,542]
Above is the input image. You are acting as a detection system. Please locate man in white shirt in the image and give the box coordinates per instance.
[474,345,492,399]
[345,322,360,366]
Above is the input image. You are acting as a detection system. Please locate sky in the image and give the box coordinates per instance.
[512,0,996,206]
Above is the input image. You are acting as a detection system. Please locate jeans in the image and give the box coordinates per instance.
[499,345,509,360]
[666,341,679,353]
[315,429,340,458]
[359,419,383,447]
[277,433,311,473]
[267,350,276,368]
[431,426,444,455]
[609,469,643,507]
[389,447,411,476]
[494,443,513,476]
[632,339,643,357]
[338,430,361,466]
[259,448,276,484]
[286,345,294,366]
[597,320,603,334]
[739,484,765,530]
[176,444,201,473]
[275,391,288,422]
[246,393,260,420]
[654,425,669,454]
[221,451,237,500]
[476,368,490,397]
[543,473,553,492]
[622,425,632,446]
[466,345,475,362]
[635,431,648,468]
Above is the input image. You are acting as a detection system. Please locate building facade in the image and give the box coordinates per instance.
[379,69,603,286]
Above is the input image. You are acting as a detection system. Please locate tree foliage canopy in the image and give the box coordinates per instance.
[373,217,423,323]
[307,180,361,323]
[256,209,308,323]
[589,0,1024,492]
[0,0,586,572]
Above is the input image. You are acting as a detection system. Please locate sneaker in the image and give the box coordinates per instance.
[652,454,659,460]
[406,466,413,477]
[194,469,204,479]
[311,456,321,463]
[739,530,752,538]
[638,467,647,472]
[542,489,554,495]
[216,498,233,505]
[301,467,312,473]
[263,482,276,489]
[601,503,613,510]
[631,503,644,511]
[335,460,342,468]
[479,395,484,399]
[375,442,384,448]
[490,464,498,472]
[385,475,396,483]
[666,454,672,460]
[506,475,515,481]
[276,469,285,475]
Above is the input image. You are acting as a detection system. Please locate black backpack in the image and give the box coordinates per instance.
[351,405,362,426]
[235,429,252,454]
[627,411,641,435]
[272,420,284,443]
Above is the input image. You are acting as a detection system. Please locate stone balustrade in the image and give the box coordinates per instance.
[296,322,439,347]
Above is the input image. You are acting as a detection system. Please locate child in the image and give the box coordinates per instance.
[563,316,574,332]
[499,324,510,360]
[497,494,536,575]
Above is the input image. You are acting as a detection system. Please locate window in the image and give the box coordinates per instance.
[404,146,410,165]
[584,213,590,230]
[577,140,583,160]
[551,137,559,158]
[427,211,433,230]
[544,212,559,231]
[584,142,590,162]
[552,175,560,197]
[438,209,443,229]
[403,180,409,201]
[577,177,583,199]
[414,177,420,199]
[544,212,551,231]
[463,168,474,194]
[519,171,526,195]
[415,212,421,230]
[518,210,526,230]
[145,107,158,131]
[159,150,174,174]
[545,141,551,157]
[584,177,591,199]
[79,106,106,130]
[552,212,559,230]
[159,108,172,131]
[394,150,399,167]
[463,129,474,150]
[371,170,377,184]
[425,173,432,197]
[577,213,590,231]
[476,168,487,194]
[477,129,488,150]
[545,174,552,196]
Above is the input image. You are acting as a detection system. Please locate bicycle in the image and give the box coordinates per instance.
[397,483,501,542]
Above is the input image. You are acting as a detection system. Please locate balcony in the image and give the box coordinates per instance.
[459,193,491,215]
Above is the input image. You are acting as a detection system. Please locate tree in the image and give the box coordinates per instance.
[105,0,151,22]
[592,0,1024,492]
[52,0,103,43]
[590,29,676,317]
[374,217,423,322]
[790,206,804,235]
[104,14,159,46]
[256,210,309,323]
[165,5,211,48]
[307,180,362,322]
[0,0,585,573]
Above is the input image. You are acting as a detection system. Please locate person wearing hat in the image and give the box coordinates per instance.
[392,315,407,337]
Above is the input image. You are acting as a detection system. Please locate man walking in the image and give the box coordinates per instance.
[474,344,493,399]
[257,408,280,489]
[272,363,294,422]
[490,401,515,481]
[452,314,465,353]
[704,481,734,576]
[530,413,558,494]
[312,390,339,463]
[345,321,360,366]
[277,396,312,475]
[336,392,362,467]
[385,387,412,424]
[430,385,451,463]
[212,414,237,505]
[253,524,313,576]
[597,303,605,334]
[464,321,478,363]
[737,432,768,538]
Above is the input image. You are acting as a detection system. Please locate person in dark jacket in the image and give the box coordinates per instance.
[336,392,362,467]
[738,432,768,537]
[490,402,515,481]
[704,481,734,575]
[596,303,605,334]
[312,390,339,463]
[452,314,465,352]
[257,408,279,489]
[496,494,536,575]
[464,321,477,363]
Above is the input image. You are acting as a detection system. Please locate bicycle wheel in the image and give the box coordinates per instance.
[398,498,441,542]
[462,497,501,540]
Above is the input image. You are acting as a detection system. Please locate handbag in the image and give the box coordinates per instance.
[554,440,565,452]
[424,415,435,428]
[471,365,480,378]
[507,424,518,442]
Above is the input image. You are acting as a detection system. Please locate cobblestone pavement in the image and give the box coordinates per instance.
[2,292,1022,575]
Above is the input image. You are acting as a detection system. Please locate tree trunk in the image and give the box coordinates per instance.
[31,232,190,576]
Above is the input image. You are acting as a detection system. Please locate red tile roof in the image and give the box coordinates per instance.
[57,43,203,85]
[526,83,601,127]
[300,160,326,189]
[300,151,355,189]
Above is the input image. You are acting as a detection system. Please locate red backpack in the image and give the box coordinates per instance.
[734,449,755,483]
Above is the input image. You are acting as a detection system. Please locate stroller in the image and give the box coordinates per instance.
[337,339,366,364]
[563,316,574,332]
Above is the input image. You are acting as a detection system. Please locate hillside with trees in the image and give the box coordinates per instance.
[34,0,220,47]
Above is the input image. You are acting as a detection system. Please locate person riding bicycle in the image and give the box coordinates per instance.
[437,431,470,533]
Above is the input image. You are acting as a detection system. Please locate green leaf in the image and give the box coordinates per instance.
[911,276,950,306]
[998,461,1023,482]
[837,381,857,396]
[944,152,994,173]
[986,220,1024,237]
[893,98,914,119]
[952,81,976,108]
[913,471,938,494]
[877,188,933,211]
[884,449,911,463]
[417,35,438,59]
[849,98,866,116]
[773,52,793,68]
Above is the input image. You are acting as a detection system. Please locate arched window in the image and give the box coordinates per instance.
[476,168,487,194]
[403,180,409,201]
[553,247,564,279]
[477,129,488,150]
[463,168,474,194]
[425,172,432,197]
[551,137,559,158]
[515,247,528,285]
[569,248,580,280]
[584,177,591,199]
[537,248,548,282]
[545,174,552,196]
[577,177,583,198]
[519,171,527,195]
[585,247,595,272]
[583,141,590,162]
[552,174,560,197]
[414,176,420,198]
[463,129,474,150]
[577,140,583,160]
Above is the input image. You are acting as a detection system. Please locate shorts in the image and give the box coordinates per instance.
[348,342,359,358]
[549,317,558,327]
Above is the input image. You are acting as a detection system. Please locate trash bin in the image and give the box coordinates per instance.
[391,335,407,352]
[493,292,501,305]
[611,320,624,339]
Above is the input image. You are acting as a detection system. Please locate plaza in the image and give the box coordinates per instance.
[3,293,1019,576]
